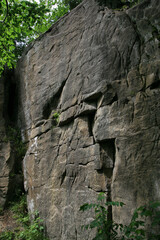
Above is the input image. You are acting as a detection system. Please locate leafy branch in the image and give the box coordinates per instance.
[0,0,82,77]
[80,193,160,240]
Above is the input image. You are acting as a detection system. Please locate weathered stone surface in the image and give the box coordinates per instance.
[12,0,160,239]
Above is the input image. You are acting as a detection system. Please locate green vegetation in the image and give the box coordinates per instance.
[80,192,160,240]
[0,0,82,77]
[0,194,49,240]
[51,111,60,127]
[1,127,47,239]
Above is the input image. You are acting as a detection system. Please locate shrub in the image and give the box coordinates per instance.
[51,111,60,127]
[0,195,49,240]
[80,193,160,240]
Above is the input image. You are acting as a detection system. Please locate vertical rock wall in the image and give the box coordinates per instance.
[13,0,160,239]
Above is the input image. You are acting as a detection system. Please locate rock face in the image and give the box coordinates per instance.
[11,0,160,239]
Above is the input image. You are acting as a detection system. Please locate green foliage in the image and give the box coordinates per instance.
[0,0,70,76]
[11,194,28,221]
[0,0,83,76]
[0,0,47,74]
[0,231,14,240]
[0,195,49,240]
[80,193,125,240]
[51,111,60,126]
[80,193,160,240]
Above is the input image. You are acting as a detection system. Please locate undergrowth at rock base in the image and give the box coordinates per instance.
[80,193,160,240]
[1,127,48,239]
[0,194,49,240]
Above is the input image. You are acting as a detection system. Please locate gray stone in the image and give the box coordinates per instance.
[5,0,160,239]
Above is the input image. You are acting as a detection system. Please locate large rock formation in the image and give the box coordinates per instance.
[1,0,160,238]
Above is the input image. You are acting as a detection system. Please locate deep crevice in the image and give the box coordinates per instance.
[83,91,102,102]
[60,170,66,186]
[88,112,96,138]
[107,93,118,106]
[150,81,160,90]
[100,139,116,170]
[99,139,116,232]
[2,69,26,207]
[3,69,18,125]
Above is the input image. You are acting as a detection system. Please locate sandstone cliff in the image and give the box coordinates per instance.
[0,0,160,239]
